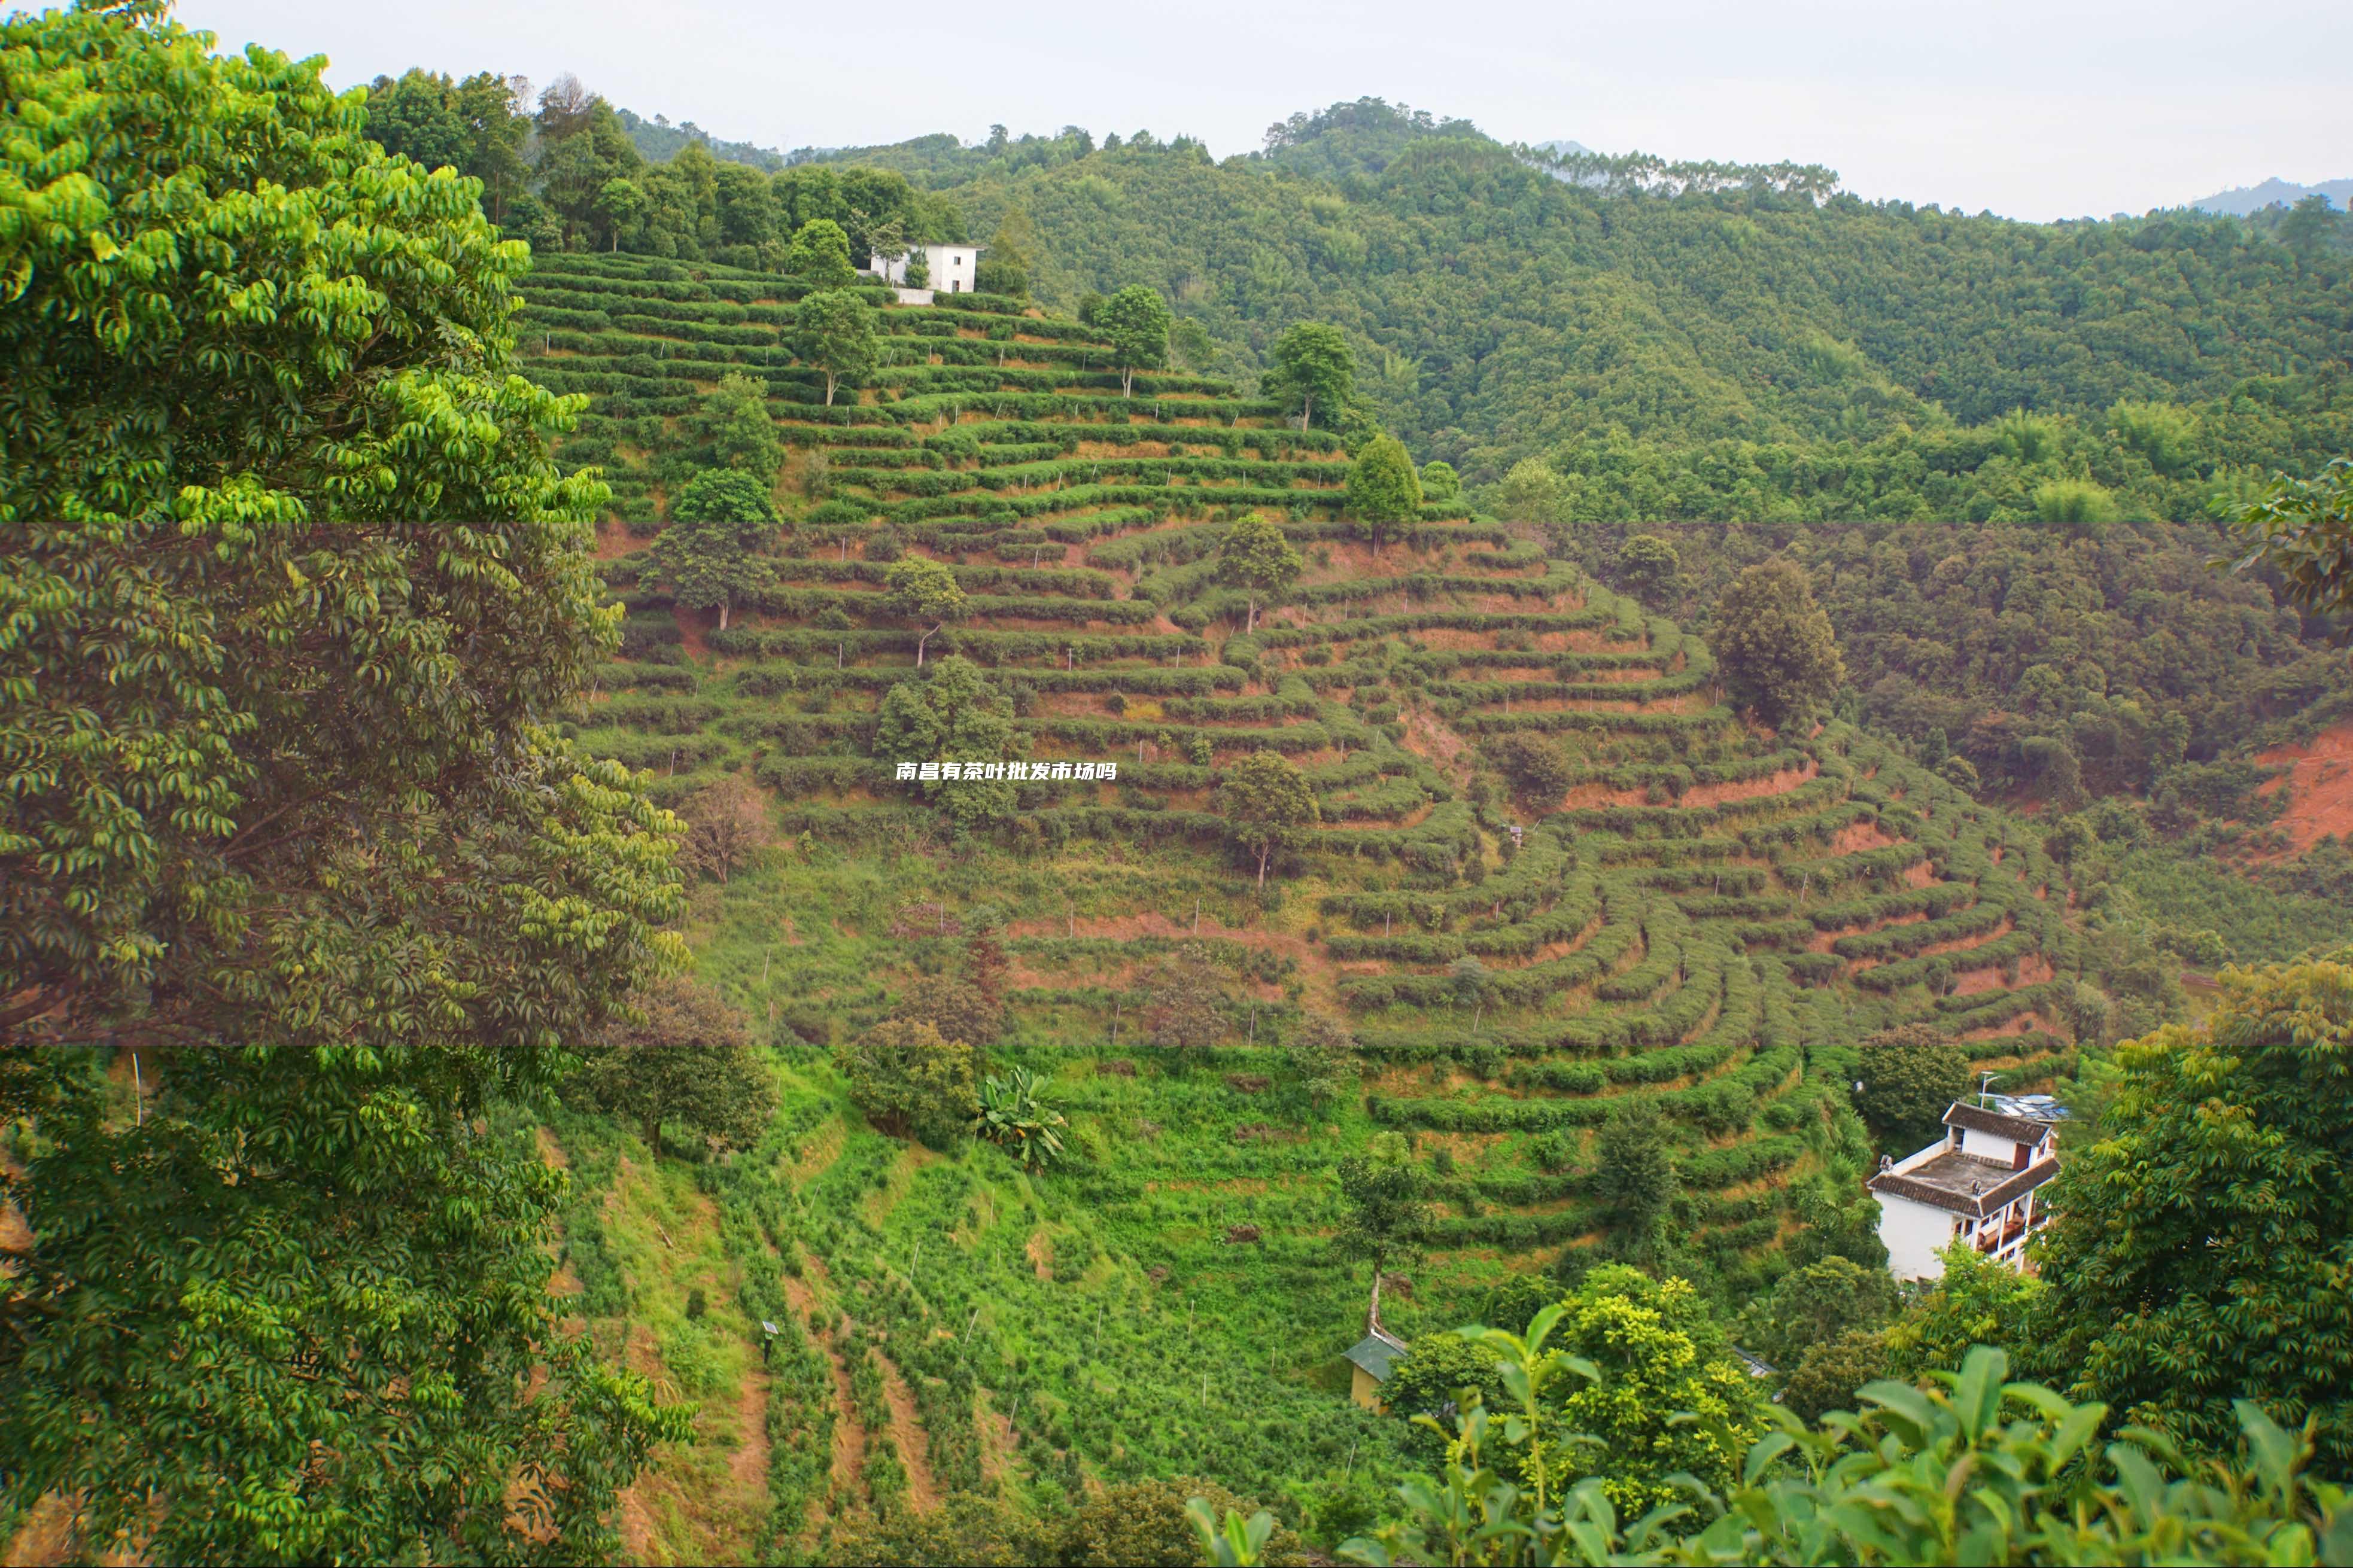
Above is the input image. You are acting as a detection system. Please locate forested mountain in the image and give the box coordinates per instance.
[2191,175,2353,216]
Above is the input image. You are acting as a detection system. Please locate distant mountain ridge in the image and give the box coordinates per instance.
[2190,176,2351,215]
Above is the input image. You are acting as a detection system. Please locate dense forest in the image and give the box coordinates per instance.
[4,7,2351,1567]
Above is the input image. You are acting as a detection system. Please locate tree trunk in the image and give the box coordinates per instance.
[718,598,730,631]
[1122,366,1134,398]
[643,1113,661,1156]
[1367,1259,1385,1331]
[1247,594,1258,633]
[825,373,837,408]
[1257,842,1269,888]
[1300,394,1312,434]
[918,623,938,666]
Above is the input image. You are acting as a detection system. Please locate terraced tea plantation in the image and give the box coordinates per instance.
[516,254,2086,1560]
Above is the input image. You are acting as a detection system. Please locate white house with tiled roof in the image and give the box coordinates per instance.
[1869,1101,2061,1281]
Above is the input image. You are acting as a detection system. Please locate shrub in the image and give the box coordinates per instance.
[835,1021,975,1146]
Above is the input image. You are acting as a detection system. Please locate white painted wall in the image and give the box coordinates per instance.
[1880,1192,1959,1281]
[1958,1125,2031,1165]
[880,245,981,292]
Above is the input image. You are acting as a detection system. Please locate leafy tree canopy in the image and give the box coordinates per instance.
[1346,435,1424,549]
[794,288,878,407]
[659,468,778,629]
[1852,1023,1970,1155]
[1263,321,1355,433]
[1711,556,1846,730]
[873,656,1018,830]
[572,976,777,1153]
[0,7,686,1556]
[1217,513,1304,632]
[882,556,969,665]
[1215,750,1321,887]
[836,1019,975,1146]
[1546,1266,1766,1513]
[1096,284,1172,397]
[783,217,858,285]
[2033,952,2353,1467]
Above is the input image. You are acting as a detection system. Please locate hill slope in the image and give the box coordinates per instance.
[514,253,2089,1557]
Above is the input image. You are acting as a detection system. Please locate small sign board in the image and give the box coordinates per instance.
[761,1322,780,1338]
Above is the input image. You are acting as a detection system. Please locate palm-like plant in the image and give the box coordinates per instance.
[972,1065,1068,1171]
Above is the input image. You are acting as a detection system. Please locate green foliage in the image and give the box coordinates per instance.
[661,468,778,628]
[363,67,531,221]
[835,1019,976,1145]
[795,288,878,406]
[977,205,1036,298]
[1215,751,1321,887]
[1486,733,1574,809]
[1382,1330,1513,1451]
[1499,457,1568,524]
[1263,322,1355,433]
[1285,1013,1361,1107]
[1852,1024,1969,1154]
[1591,1102,1682,1263]
[784,217,857,286]
[883,556,971,665]
[2033,477,2120,531]
[1136,942,1229,1051]
[1711,558,1846,730]
[1884,1242,2049,1382]
[1779,1328,1892,1424]
[1217,514,1303,631]
[0,14,688,1556]
[1098,285,1174,397]
[1334,1138,1434,1284]
[1,1051,694,1566]
[2033,953,2353,1467]
[697,370,783,482]
[1549,1267,1765,1511]
[974,1065,1069,1171]
[1345,436,1424,550]
[1058,1477,1301,1566]
[1417,460,1462,502]
[1345,1343,2352,1566]
[1735,1256,1899,1371]
[873,656,1018,829]
[1617,533,1681,604]
[573,976,777,1152]
[2229,457,2353,631]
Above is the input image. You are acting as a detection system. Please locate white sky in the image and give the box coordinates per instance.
[166,0,2349,223]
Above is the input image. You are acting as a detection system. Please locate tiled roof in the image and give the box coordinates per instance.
[1944,1102,2055,1145]
[1871,1152,2059,1217]
[1345,1328,1409,1382]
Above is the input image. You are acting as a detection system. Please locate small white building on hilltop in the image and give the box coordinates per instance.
[874,243,983,294]
[1869,1101,2060,1281]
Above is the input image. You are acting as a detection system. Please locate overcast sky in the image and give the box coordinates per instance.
[168,0,2348,223]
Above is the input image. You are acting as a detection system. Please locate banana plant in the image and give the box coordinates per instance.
[972,1064,1068,1171]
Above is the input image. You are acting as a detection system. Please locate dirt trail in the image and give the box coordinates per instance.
[873,1351,943,1512]
[2255,719,2353,853]
[731,1368,773,1494]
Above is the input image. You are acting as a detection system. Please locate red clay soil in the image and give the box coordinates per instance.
[595,522,647,561]
[2254,719,2353,854]
[1952,952,2057,995]
[1682,760,1818,808]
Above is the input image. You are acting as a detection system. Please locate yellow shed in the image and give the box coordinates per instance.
[1344,1325,1410,1412]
